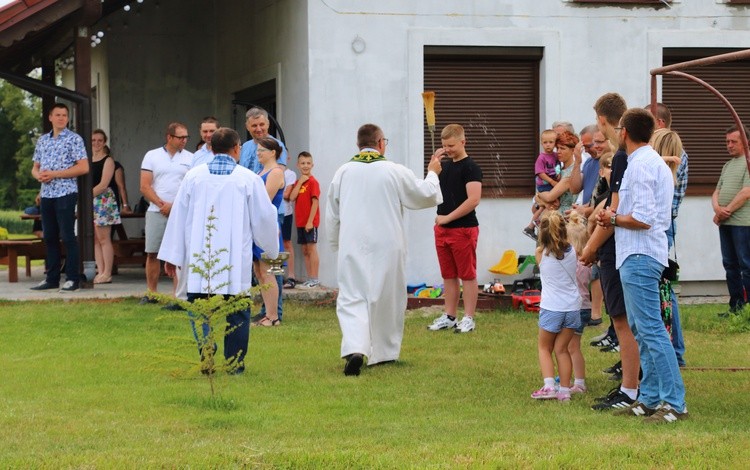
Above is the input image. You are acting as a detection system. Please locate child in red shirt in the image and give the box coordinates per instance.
[289,151,321,288]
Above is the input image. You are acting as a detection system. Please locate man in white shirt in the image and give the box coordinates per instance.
[191,117,219,168]
[139,122,193,304]
[598,108,687,424]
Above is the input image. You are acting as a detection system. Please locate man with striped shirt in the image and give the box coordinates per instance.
[598,108,687,424]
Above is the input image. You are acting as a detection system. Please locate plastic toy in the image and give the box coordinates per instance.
[482,281,505,294]
[512,289,541,312]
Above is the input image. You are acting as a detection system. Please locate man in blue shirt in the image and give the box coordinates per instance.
[31,103,89,292]
[239,107,288,322]
[239,107,288,172]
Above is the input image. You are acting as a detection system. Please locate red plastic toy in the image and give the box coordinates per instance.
[511,289,541,312]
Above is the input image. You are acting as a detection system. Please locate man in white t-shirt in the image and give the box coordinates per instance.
[191,117,219,168]
[139,122,194,304]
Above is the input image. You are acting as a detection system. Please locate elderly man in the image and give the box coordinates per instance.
[158,128,279,374]
[139,122,193,304]
[599,108,687,424]
[30,103,89,292]
[327,123,443,376]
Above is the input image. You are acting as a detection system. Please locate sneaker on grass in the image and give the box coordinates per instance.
[591,389,634,411]
[594,385,621,403]
[612,401,658,417]
[427,314,456,331]
[454,316,475,333]
[643,404,688,424]
[590,335,616,348]
[531,386,557,400]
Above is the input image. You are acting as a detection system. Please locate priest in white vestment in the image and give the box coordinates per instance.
[158,128,279,374]
[326,123,444,376]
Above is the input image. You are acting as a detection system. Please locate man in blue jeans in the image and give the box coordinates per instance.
[599,108,687,424]
[713,125,750,316]
[30,103,89,292]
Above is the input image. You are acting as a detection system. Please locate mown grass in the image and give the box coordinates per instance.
[0,299,748,468]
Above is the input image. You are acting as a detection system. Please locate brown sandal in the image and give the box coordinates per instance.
[254,316,280,327]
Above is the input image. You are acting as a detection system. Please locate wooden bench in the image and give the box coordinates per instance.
[0,238,146,281]
[113,238,146,272]
[0,239,47,282]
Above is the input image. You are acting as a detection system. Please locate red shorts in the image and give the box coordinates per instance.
[434,225,479,280]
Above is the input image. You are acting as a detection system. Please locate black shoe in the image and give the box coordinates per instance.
[162,303,185,311]
[344,353,364,376]
[591,389,635,411]
[588,318,603,326]
[139,296,158,305]
[522,227,538,241]
[590,335,615,348]
[30,280,59,291]
[594,385,621,403]
[600,344,620,353]
[603,361,622,375]
[59,280,79,292]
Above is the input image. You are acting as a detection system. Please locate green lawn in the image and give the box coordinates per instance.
[0,299,748,468]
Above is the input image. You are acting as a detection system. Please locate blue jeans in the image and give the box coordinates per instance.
[718,224,750,311]
[620,254,686,412]
[187,293,251,374]
[666,221,685,366]
[41,192,80,284]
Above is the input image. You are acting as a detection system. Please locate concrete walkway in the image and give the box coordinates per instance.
[0,265,336,302]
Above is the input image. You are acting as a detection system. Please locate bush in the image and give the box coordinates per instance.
[15,189,38,211]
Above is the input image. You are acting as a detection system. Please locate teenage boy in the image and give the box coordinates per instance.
[427,124,483,333]
[289,151,321,288]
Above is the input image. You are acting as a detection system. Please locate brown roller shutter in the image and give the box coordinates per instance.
[663,48,750,195]
[424,47,541,197]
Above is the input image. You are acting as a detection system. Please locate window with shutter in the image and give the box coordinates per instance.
[423,47,542,198]
[662,48,750,195]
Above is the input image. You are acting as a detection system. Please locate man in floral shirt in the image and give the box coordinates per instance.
[31,103,89,292]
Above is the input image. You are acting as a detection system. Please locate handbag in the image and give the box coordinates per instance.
[662,258,679,282]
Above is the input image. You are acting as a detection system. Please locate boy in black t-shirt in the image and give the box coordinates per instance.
[426,124,483,334]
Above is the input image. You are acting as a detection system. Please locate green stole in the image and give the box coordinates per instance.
[351,151,386,163]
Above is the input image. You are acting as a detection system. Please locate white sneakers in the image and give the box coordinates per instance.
[454,316,475,333]
[427,314,456,331]
[427,314,475,333]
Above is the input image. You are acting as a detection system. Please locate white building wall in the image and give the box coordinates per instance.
[307,0,750,290]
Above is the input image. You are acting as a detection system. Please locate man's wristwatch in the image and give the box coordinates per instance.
[610,213,617,227]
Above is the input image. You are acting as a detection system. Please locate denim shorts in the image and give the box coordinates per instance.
[575,308,592,335]
[591,264,601,281]
[539,308,581,333]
